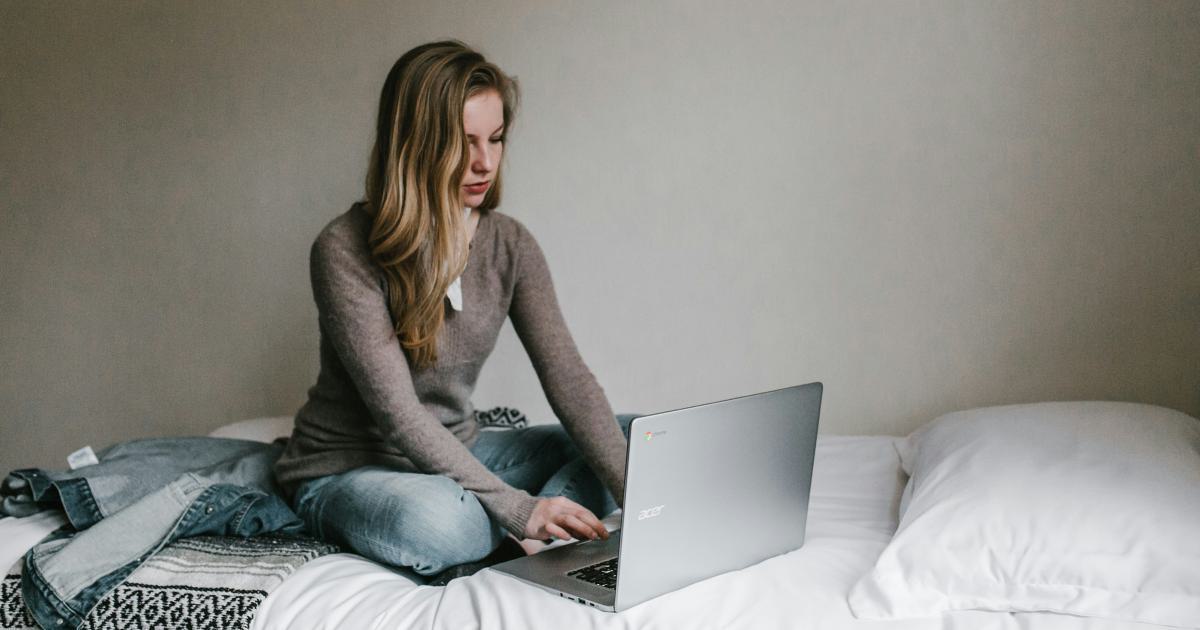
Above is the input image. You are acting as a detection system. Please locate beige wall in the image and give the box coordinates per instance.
[2,1,1197,470]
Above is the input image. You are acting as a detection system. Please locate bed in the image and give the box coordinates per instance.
[4,402,1198,630]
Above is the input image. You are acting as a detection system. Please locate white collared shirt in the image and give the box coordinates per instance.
[446,207,471,311]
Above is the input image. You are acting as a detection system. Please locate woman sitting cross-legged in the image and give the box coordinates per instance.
[272,39,635,585]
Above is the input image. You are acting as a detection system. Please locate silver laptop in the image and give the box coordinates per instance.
[490,382,823,612]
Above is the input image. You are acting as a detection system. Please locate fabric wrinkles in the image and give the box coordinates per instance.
[273,204,628,537]
[290,414,637,576]
[3,437,303,630]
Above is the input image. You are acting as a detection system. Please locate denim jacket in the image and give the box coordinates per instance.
[2,437,303,630]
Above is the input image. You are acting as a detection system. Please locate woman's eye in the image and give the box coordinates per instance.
[489,136,504,144]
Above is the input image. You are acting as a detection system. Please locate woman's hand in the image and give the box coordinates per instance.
[523,496,609,543]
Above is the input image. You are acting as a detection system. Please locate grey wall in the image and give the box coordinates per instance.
[2,1,1197,471]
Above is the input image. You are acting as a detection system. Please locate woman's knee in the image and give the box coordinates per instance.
[296,468,503,575]
[393,476,504,572]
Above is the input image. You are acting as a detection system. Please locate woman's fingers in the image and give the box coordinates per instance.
[573,508,609,540]
[545,521,572,543]
[529,497,611,543]
[560,513,596,540]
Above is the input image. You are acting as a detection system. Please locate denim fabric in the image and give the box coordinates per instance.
[12,438,304,630]
[2,438,278,528]
[293,413,637,576]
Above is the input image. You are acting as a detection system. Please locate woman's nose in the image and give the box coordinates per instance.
[471,144,493,173]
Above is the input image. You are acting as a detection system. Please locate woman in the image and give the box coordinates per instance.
[272,40,634,584]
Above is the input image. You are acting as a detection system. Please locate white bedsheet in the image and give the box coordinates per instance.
[0,511,66,575]
[1,438,1185,630]
[251,437,1189,630]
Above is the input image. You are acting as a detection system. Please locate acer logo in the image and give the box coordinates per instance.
[637,505,665,520]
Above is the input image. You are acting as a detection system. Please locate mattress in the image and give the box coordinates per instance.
[249,437,1184,630]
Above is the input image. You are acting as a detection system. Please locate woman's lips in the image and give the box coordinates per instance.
[464,181,490,194]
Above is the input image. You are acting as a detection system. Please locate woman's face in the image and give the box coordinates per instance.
[461,89,505,209]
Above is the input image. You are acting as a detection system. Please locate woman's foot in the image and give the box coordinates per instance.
[425,535,527,586]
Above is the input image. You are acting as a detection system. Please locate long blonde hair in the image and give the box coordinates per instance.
[363,40,519,369]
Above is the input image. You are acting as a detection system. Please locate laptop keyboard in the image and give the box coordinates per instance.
[567,557,618,590]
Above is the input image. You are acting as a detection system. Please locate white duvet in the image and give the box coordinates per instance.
[251,437,1188,630]
[1,437,1186,630]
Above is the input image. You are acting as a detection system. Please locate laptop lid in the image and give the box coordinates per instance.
[614,382,822,610]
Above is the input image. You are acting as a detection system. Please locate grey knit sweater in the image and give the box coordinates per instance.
[273,203,628,536]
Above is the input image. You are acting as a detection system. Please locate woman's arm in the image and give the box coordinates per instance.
[508,221,628,507]
[310,227,540,537]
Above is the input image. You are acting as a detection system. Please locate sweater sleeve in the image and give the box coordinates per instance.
[309,230,539,537]
[508,222,628,508]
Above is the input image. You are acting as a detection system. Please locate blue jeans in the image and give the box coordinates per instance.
[292,414,637,576]
[11,438,302,630]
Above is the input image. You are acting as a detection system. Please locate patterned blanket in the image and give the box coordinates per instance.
[2,534,336,630]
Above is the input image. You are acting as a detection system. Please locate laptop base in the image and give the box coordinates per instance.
[490,531,620,610]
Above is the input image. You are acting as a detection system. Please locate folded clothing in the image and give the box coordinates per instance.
[3,532,336,630]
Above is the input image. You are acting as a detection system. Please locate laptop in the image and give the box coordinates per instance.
[490,382,823,612]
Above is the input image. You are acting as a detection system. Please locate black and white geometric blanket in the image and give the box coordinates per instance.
[475,406,528,430]
[2,534,336,630]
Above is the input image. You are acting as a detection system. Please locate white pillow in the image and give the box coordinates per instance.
[207,416,295,443]
[849,401,1200,627]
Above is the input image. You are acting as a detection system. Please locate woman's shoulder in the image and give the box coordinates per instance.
[311,202,373,253]
[315,202,371,246]
[308,202,376,275]
[309,204,539,265]
[486,209,537,249]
